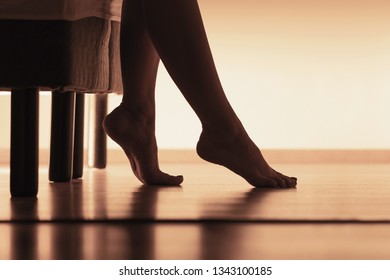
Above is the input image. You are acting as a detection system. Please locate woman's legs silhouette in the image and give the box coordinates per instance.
[104,0,297,187]
[103,0,183,185]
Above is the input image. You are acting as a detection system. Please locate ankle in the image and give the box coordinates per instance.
[118,102,155,126]
[202,115,244,137]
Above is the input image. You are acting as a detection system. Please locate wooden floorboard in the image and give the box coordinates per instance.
[1,223,390,260]
[1,163,390,222]
[1,161,390,259]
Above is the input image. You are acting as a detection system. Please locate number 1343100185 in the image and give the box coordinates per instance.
[212,266,272,276]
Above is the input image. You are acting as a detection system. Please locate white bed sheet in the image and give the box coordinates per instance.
[0,0,122,22]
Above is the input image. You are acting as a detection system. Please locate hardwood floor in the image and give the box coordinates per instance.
[1,223,390,260]
[1,157,390,259]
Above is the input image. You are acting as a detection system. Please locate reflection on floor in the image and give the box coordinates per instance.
[1,162,390,259]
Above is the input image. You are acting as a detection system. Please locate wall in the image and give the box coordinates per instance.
[1,0,389,150]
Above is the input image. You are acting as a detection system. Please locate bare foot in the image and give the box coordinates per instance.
[196,127,297,188]
[103,105,183,185]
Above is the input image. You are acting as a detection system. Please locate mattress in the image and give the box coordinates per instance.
[0,0,122,22]
[0,17,122,93]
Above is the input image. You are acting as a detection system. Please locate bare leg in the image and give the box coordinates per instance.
[142,0,296,187]
[103,0,183,185]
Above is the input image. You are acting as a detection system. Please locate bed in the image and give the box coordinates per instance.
[0,1,123,197]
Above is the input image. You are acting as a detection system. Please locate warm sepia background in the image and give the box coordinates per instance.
[0,0,389,150]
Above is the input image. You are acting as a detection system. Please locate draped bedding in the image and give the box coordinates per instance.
[0,0,122,21]
[0,0,123,93]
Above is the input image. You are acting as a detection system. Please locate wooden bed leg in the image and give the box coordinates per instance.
[73,93,85,179]
[10,88,39,197]
[88,94,107,169]
[49,91,75,182]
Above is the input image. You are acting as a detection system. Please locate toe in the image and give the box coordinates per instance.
[252,176,278,188]
[283,176,297,188]
[283,175,297,188]
[289,177,298,187]
[273,169,297,188]
[144,172,184,186]
[273,176,287,188]
[168,174,184,185]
